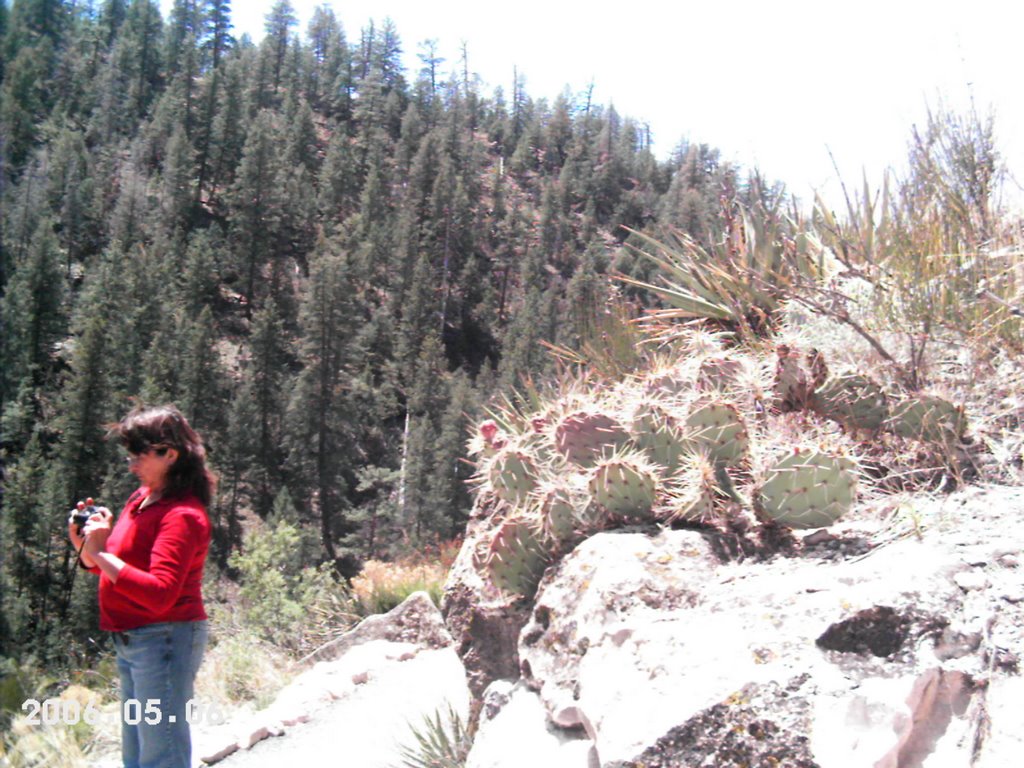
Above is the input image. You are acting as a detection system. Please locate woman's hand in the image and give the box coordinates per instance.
[82,507,113,558]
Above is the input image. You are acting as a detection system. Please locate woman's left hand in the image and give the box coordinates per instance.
[82,507,113,557]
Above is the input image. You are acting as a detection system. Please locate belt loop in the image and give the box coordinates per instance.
[114,631,129,646]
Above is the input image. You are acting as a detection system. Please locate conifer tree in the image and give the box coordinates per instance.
[164,0,203,76]
[178,305,223,432]
[263,0,296,92]
[203,0,233,69]
[317,126,360,228]
[0,39,52,170]
[245,295,289,517]
[46,127,96,269]
[227,108,283,311]
[285,242,360,564]
[304,4,347,113]
[160,121,197,237]
[98,0,128,47]
[121,0,164,119]
[204,52,245,194]
[427,370,476,537]
[1,217,66,403]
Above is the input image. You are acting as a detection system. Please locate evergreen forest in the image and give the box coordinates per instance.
[0,0,791,665]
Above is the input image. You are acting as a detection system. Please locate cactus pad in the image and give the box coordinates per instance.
[684,401,750,467]
[554,410,630,467]
[887,395,966,444]
[588,452,660,521]
[812,373,889,432]
[755,449,857,529]
[630,399,690,473]
[486,445,541,506]
[480,516,551,596]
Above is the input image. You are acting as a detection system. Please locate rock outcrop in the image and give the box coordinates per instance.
[445,485,1024,767]
[193,485,1023,767]
[193,592,471,767]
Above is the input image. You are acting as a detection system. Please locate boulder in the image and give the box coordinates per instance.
[194,591,471,767]
[503,486,1024,766]
[467,681,597,768]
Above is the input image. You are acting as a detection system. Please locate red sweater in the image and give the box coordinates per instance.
[96,488,211,632]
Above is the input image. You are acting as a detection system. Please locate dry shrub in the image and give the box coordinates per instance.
[193,629,293,711]
[350,541,459,616]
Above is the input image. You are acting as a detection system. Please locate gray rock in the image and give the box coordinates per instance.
[506,486,1024,767]
[195,592,471,767]
[468,682,597,768]
[302,589,453,663]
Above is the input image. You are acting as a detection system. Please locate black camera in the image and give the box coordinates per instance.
[71,500,98,535]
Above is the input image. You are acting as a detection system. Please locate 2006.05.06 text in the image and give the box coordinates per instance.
[21,697,225,727]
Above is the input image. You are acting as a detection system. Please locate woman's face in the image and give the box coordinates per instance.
[127,446,177,491]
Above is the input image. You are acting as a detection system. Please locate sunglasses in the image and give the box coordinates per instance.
[124,439,170,457]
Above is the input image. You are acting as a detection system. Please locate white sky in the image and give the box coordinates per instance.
[164,0,1024,211]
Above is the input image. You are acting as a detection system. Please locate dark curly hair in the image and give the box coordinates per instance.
[108,405,217,506]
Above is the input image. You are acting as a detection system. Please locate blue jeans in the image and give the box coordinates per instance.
[114,620,209,768]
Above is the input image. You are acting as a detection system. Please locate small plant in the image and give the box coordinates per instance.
[399,703,472,768]
[193,629,294,710]
[349,557,448,616]
[229,519,356,651]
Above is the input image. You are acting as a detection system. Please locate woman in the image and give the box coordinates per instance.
[69,404,214,768]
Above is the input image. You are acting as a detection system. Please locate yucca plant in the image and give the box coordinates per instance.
[400,704,472,768]
[811,106,1024,385]
[617,198,828,344]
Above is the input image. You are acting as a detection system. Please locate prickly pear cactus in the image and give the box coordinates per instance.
[486,444,540,505]
[812,373,889,432]
[480,516,552,597]
[773,344,826,412]
[532,480,586,548]
[661,452,721,524]
[684,400,750,467]
[629,399,690,473]
[554,410,630,467]
[887,394,966,445]
[696,355,745,392]
[755,449,857,529]
[588,452,660,521]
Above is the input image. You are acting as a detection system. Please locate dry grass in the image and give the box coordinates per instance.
[350,541,459,617]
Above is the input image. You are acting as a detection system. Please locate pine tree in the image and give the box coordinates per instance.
[122,0,165,119]
[178,305,223,431]
[46,127,96,269]
[164,0,203,76]
[160,121,196,237]
[204,52,245,194]
[304,4,347,114]
[1,217,66,402]
[317,126,360,228]
[203,0,233,70]
[245,296,290,517]
[285,242,359,563]
[263,0,296,92]
[0,39,53,170]
[427,370,476,538]
[227,108,283,311]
